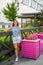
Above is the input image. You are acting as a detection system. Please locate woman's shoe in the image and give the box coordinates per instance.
[15,58,18,62]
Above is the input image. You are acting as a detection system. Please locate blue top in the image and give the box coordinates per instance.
[12,26,20,37]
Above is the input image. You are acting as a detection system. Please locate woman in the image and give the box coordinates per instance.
[4,20,22,62]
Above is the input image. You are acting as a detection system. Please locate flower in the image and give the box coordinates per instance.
[26,33,38,40]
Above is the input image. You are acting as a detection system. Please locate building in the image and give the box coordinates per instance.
[0,0,43,27]
[0,22,12,29]
[18,12,40,27]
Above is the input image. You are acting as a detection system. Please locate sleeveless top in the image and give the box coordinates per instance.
[12,26,20,37]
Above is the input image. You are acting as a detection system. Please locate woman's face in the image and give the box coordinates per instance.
[14,21,17,26]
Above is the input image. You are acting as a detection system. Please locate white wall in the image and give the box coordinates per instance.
[5,25,8,28]
[0,25,2,28]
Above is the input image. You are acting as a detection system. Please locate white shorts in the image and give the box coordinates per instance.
[12,36,21,43]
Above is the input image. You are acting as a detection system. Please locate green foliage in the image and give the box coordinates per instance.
[33,19,39,27]
[3,2,18,21]
[21,25,33,30]
[0,55,9,62]
[38,10,43,25]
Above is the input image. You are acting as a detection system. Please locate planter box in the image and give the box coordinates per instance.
[40,40,43,52]
[38,34,43,40]
[21,39,40,59]
[38,34,43,52]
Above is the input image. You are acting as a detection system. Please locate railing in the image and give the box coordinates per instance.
[0,27,42,65]
[22,0,43,11]
[21,27,40,39]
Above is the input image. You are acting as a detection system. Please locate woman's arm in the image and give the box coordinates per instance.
[19,30,22,40]
[4,27,12,32]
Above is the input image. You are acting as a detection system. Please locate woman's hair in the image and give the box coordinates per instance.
[12,20,19,26]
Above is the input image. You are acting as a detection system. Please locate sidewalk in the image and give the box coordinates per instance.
[1,51,43,65]
[8,51,43,65]
[13,51,43,65]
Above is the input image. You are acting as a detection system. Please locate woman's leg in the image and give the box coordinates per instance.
[13,43,18,58]
[17,43,20,53]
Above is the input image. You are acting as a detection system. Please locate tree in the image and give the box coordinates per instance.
[38,10,43,26]
[33,19,39,27]
[3,2,18,21]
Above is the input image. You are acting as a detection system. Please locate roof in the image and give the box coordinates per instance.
[18,12,40,18]
[0,22,11,25]
[21,12,40,15]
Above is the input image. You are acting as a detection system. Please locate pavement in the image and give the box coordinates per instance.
[0,51,43,65]
[13,51,43,65]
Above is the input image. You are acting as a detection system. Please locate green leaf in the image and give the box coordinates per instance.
[3,2,18,21]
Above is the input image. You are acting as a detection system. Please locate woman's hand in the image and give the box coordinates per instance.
[4,27,12,32]
[4,30,8,32]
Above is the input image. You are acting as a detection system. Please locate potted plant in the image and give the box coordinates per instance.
[26,33,38,40]
[3,2,18,22]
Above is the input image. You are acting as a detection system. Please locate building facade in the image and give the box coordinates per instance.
[0,22,12,29]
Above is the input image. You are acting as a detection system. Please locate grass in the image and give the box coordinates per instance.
[0,29,4,32]
[21,25,33,30]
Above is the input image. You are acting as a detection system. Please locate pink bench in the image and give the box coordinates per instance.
[21,39,40,59]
